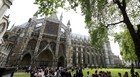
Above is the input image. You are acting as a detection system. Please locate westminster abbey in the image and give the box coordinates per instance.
[1,14,115,67]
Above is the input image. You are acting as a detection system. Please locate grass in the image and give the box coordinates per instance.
[82,68,140,77]
[13,68,140,77]
[13,74,30,77]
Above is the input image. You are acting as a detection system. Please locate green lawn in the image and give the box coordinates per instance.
[13,74,30,77]
[82,68,140,77]
[13,68,140,77]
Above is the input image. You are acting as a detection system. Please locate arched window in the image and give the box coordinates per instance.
[39,40,48,50]
[26,39,37,50]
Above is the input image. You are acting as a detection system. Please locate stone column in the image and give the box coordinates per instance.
[89,52,92,65]
[72,50,76,66]
[76,51,78,65]
[55,23,61,67]
[95,55,99,67]
[81,48,83,65]
[78,51,81,65]
[1,54,5,66]
[91,55,95,66]
[85,51,88,66]
[0,54,3,66]
[103,43,110,67]
[66,46,73,67]
[34,39,41,55]
[70,47,73,66]
[93,53,97,66]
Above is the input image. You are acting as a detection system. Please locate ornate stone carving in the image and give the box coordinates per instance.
[0,23,5,33]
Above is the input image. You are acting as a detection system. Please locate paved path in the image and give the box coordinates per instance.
[14,72,45,77]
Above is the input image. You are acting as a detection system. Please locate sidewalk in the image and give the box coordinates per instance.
[14,72,45,77]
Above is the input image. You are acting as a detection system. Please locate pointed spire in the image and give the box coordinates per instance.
[67,19,71,27]
[60,12,63,21]
[10,23,15,31]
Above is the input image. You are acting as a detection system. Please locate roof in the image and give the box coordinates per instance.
[19,22,28,28]
[71,33,89,41]
[46,14,59,23]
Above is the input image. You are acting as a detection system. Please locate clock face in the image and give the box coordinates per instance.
[0,23,5,33]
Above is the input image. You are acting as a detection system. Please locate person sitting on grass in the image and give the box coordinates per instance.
[107,71,112,77]
[34,69,42,77]
[92,70,98,77]
[118,72,122,77]
[135,72,139,77]
[78,69,83,77]
[98,71,102,77]
[123,72,128,77]
[87,71,90,77]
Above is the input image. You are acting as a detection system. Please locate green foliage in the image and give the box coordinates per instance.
[114,29,137,61]
[34,0,66,16]
[90,24,108,48]
[34,0,140,50]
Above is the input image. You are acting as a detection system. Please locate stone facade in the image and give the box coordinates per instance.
[3,15,114,67]
[0,0,14,66]
[113,55,122,67]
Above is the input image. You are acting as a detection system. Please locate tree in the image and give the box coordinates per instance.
[114,29,137,62]
[34,0,140,62]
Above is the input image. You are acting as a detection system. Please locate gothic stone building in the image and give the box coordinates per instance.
[0,0,14,66]
[3,15,115,67]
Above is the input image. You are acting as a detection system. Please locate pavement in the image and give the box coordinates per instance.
[14,72,45,77]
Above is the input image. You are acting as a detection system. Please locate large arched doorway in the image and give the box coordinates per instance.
[38,49,53,66]
[21,53,31,66]
[58,56,64,67]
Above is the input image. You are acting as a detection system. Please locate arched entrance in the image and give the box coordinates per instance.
[38,49,53,66]
[21,53,31,66]
[58,56,64,67]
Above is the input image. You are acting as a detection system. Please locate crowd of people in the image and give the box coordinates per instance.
[18,65,140,77]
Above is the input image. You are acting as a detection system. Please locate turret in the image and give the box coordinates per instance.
[60,12,63,21]
[67,20,71,28]
[10,22,15,31]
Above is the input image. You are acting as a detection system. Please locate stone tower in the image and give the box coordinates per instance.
[66,20,72,67]
[0,0,14,66]
[103,41,114,67]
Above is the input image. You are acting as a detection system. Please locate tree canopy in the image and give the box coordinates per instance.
[34,0,140,45]
[34,0,140,61]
